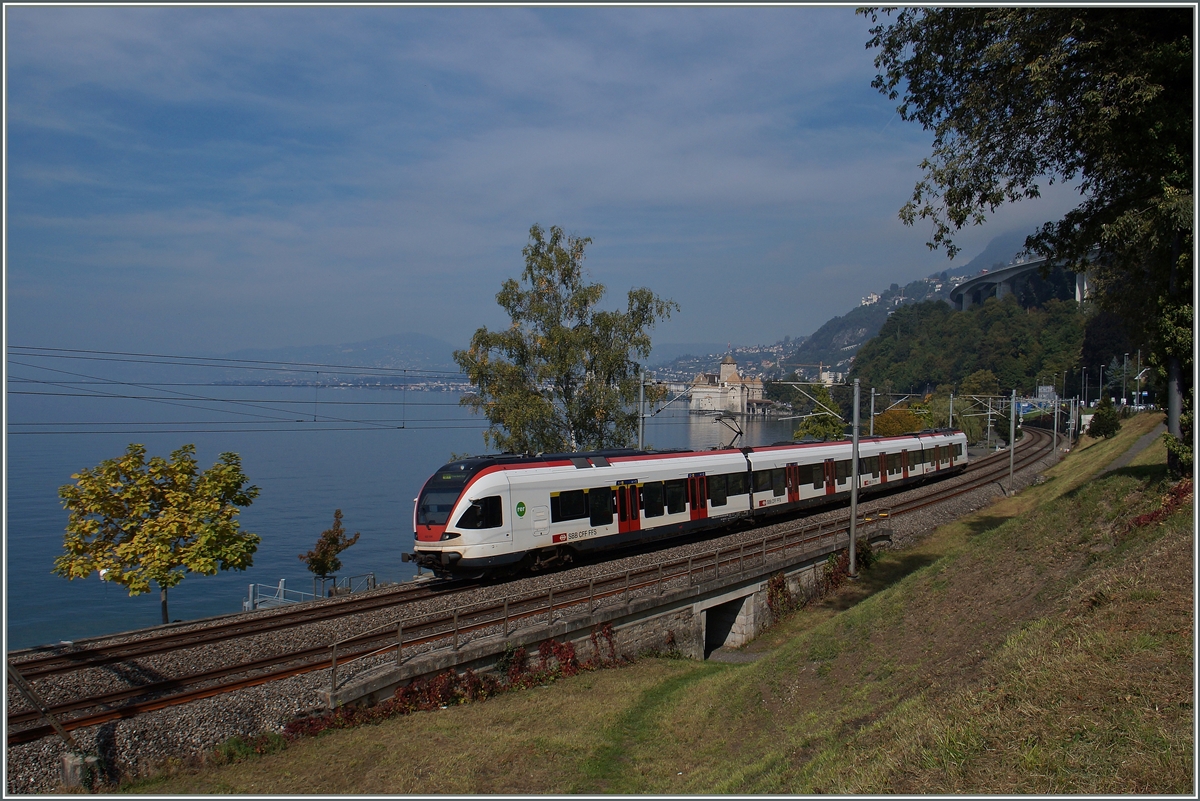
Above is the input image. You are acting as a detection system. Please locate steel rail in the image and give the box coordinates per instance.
[7,578,478,680]
[8,428,1052,746]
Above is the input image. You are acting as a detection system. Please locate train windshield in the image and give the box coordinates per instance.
[416,464,473,526]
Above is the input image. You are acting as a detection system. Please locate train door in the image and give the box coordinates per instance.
[786,463,801,503]
[879,452,887,484]
[902,450,909,479]
[615,482,641,534]
[687,473,708,521]
[823,459,836,495]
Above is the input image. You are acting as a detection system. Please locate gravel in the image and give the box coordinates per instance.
[5,444,1054,793]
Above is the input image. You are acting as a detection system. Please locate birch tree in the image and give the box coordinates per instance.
[454,224,677,453]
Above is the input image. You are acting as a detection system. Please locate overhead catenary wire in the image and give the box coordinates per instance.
[6,345,729,437]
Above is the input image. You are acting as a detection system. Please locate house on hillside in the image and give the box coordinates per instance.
[690,355,766,415]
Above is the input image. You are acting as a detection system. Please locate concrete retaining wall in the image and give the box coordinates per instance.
[323,531,888,709]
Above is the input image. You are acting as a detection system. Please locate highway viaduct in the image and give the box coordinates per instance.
[949,256,1091,311]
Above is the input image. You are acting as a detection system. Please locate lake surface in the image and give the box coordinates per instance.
[5,386,794,650]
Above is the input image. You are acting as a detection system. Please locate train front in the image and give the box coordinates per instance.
[404,457,516,576]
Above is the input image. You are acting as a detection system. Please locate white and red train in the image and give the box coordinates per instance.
[403,430,967,576]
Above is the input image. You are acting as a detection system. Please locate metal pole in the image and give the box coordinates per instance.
[7,663,83,753]
[870,388,875,436]
[638,368,646,449]
[330,643,338,696]
[986,399,992,451]
[1136,349,1142,410]
[1009,390,1016,495]
[948,392,954,430]
[1053,392,1059,461]
[504,597,509,636]
[849,379,860,578]
[1123,353,1129,408]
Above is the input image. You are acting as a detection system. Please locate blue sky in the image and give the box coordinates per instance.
[5,4,1083,356]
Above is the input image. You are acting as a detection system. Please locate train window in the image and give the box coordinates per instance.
[550,490,588,523]
[955,443,964,457]
[455,496,503,529]
[665,479,687,514]
[589,487,614,526]
[887,453,899,475]
[727,472,747,497]
[872,456,881,478]
[835,460,851,482]
[708,474,728,507]
[753,469,773,494]
[642,482,664,518]
[812,465,823,489]
[417,490,461,526]
[772,468,786,497]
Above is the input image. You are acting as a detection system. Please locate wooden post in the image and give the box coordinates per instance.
[396,624,403,665]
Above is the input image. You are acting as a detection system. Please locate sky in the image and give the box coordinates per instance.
[4,4,1085,356]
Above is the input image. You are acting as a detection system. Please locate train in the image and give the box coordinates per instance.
[402,429,968,577]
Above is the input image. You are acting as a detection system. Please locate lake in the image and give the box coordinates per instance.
[5,385,794,650]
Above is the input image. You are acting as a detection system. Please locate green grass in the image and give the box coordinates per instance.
[124,413,1191,795]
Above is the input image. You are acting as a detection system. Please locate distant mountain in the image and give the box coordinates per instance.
[938,229,1035,278]
[648,343,736,366]
[782,276,951,376]
[777,228,1036,378]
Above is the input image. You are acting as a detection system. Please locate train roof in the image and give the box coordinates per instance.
[433,429,964,476]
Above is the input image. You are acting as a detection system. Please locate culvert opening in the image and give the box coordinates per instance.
[704,596,747,658]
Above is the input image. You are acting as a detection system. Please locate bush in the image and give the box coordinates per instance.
[1088,396,1121,439]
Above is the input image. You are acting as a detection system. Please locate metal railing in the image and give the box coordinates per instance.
[244,573,377,611]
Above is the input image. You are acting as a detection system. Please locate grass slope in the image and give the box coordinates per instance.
[129,414,1192,795]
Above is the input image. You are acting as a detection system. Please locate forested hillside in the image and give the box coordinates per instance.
[850,296,1086,396]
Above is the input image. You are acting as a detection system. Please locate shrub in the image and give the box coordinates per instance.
[1088,395,1121,439]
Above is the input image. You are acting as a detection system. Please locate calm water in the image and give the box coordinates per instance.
[5,386,793,650]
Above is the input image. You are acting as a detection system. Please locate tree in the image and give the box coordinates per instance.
[300,509,361,590]
[863,7,1192,474]
[793,384,845,441]
[1088,395,1121,439]
[55,444,260,625]
[454,224,678,453]
[960,369,1000,398]
[872,407,922,437]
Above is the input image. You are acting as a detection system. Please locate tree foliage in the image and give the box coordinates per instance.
[794,384,845,441]
[1088,395,1122,439]
[55,444,260,624]
[851,297,1085,396]
[454,224,677,453]
[872,407,922,437]
[863,6,1192,472]
[300,509,361,579]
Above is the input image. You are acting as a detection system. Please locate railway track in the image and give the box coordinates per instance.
[7,428,1054,747]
